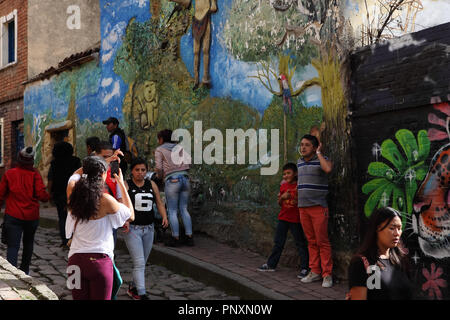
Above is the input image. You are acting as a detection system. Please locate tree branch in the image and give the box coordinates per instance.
[292,77,321,97]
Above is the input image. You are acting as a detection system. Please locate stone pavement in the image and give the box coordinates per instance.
[37,206,348,300]
[0,214,239,300]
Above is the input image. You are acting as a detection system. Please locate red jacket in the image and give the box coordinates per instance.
[0,166,50,221]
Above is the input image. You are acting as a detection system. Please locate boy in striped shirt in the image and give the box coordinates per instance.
[297,134,334,288]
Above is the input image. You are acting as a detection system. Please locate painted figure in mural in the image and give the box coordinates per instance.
[47,142,81,248]
[66,156,134,300]
[257,162,309,278]
[297,134,334,288]
[134,81,159,129]
[155,129,192,247]
[170,0,217,90]
[278,74,293,114]
[347,207,414,300]
[0,147,50,275]
[123,158,169,300]
[103,117,130,175]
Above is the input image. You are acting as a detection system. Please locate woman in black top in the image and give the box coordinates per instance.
[348,207,414,300]
[123,158,168,300]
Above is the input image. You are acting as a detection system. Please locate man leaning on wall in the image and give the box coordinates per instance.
[297,134,334,288]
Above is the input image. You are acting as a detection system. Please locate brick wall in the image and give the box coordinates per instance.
[0,0,27,101]
[350,22,450,300]
[0,0,27,176]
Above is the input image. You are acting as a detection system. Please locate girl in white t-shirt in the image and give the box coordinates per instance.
[65,156,134,300]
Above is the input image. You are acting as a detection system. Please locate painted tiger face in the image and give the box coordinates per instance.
[413,144,450,258]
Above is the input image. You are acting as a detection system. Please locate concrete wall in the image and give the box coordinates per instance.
[351,22,450,299]
[27,0,100,78]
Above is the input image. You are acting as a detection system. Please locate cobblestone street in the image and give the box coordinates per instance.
[0,219,240,300]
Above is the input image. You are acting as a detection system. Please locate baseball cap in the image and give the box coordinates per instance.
[102,117,119,125]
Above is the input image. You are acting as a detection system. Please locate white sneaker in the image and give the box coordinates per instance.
[300,271,321,283]
[322,275,333,288]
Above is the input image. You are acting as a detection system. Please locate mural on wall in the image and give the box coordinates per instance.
[362,97,450,299]
[108,0,335,207]
[413,99,450,259]
[362,129,430,227]
[25,1,450,210]
[24,60,103,183]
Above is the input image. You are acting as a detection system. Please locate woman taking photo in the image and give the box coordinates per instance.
[66,156,134,300]
[155,129,193,247]
[124,158,169,300]
[347,207,414,300]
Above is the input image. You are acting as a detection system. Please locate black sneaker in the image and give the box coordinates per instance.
[127,286,140,300]
[297,269,309,279]
[185,236,194,247]
[166,237,180,247]
[257,263,275,272]
[139,294,150,300]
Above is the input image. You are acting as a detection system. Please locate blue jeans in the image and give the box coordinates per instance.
[164,174,192,238]
[3,214,39,275]
[123,224,154,295]
[267,220,309,270]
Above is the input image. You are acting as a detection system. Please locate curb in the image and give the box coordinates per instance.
[0,256,59,300]
[148,244,292,300]
[38,212,291,300]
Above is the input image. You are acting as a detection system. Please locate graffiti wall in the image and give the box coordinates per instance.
[352,22,450,299]
[23,0,450,274]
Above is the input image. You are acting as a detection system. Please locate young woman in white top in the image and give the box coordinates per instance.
[65,156,134,300]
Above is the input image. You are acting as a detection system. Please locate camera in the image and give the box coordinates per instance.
[110,161,120,176]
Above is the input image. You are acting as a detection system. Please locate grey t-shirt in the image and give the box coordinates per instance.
[297,155,329,208]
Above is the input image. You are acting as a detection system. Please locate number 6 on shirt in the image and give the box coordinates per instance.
[134,193,153,211]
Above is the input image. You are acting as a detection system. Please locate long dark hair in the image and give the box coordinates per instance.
[68,156,107,221]
[356,207,409,272]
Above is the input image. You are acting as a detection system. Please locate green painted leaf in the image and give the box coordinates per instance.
[392,186,405,211]
[381,139,407,173]
[367,162,396,179]
[364,181,393,217]
[362,178,390,194]
[415,167,428,181]
[377,184,394,209]
[417,130,431,162]
[395,129,418,166]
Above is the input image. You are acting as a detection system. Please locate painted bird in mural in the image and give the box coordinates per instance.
[278,74,293,114]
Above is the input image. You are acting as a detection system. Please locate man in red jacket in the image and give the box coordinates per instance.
[0,147,50,274]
